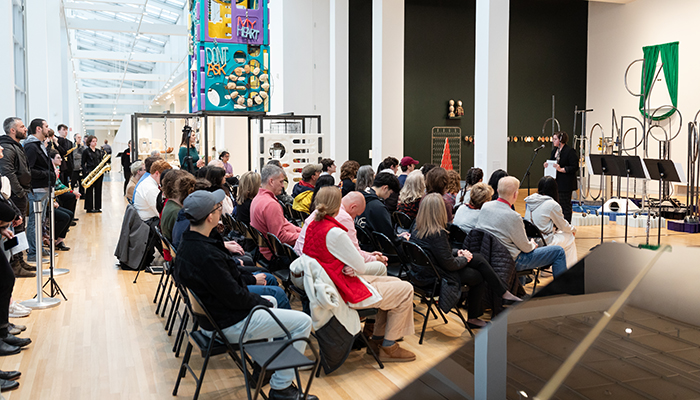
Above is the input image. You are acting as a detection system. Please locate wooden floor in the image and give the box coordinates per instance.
[1,178,698,400]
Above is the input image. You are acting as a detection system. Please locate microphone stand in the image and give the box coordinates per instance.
[521,147,545,196]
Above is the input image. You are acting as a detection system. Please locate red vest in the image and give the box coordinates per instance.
[303,215,371,304]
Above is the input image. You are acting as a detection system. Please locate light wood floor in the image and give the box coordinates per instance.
[1,179,698,400]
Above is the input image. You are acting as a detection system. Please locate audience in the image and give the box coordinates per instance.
[125,161,145,203]
[292,163,322,213]
[379,157,400,213]
[235,171,260,226]
[309,175,336,212]
[339,160,360,196]
[397,170,425,220]
[445,169,461,213]
[487,169,509,201]
[425,167,453,223]
[133,159,172,223]
[355,165,375,193]
[204,167,233,215]
[476,176,568,278]
[302,187,416,362]
[250,165,301,260]
[453,182,492,235]
[266,160,294,205]
[524,176,578,267]
[421,163,437,176]
[410,193,521,328]
[356,172,402,244]
[160,169,195,243]
[456,167,483,208]
[398,157,419,188]
[320,158,336,177]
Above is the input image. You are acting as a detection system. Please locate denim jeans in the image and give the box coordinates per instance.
[247,285,291,310]
[206,308,312,390]
[515,245,568,278]
[26,190,49,258]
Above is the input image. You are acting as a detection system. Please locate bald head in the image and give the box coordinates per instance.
[498,176,520,204]
[342,191,366,219]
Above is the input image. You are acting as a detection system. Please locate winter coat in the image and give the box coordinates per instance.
[0,135,31,198]
[114,204,151,270]
[356,188,395,243]
[24,135,55,189]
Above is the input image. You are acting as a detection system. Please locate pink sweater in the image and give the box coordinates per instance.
[250,188,301,259]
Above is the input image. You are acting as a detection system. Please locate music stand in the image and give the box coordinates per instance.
[644,159,683,245]
[589,155,622,245]
[618,156,648,243]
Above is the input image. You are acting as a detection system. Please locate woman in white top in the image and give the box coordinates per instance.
[524,176,578,267]
[453,182,492,235]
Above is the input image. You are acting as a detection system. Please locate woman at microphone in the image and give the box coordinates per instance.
[543,132,578,222]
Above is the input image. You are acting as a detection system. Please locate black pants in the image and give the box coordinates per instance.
[456,253,507,319]
[559,191,573,223]
[71,170,84,196]
[10,194,27,234]
[60,170,71,188]
[84,176,103,211]
[0,251,15,336]
[57,192,77,217]
[123,168,131,195]
[53,206,73,239]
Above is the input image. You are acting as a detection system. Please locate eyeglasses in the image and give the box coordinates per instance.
[210,204,223,215]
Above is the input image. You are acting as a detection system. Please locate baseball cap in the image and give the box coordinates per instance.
[182,189,226,221]
[301,163,323,180]
[400,156,419,167]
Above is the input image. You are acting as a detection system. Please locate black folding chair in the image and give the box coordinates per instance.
[447,223,468,250]
[370,231,408,279]
[392,211,414,232]
[518,219,551,293]
[248,225,273,270]
[354,223,377,252]
[401,241,473,344]
[153,226,172,314]
[266,233,296,297]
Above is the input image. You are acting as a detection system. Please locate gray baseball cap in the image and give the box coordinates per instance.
[183,189,226,221]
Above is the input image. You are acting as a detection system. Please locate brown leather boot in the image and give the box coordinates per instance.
[18,257,35,272]
[11,258,35,278]
[379,343,416,362]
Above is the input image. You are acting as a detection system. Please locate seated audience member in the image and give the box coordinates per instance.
[397,170,425,220]
[453,182,492,235]
[524,176,578,267]
[455,167,483,208]
[204,167,234,215]
[356,172,401,243]
[398,156,419,188]
[421,163,437,176]
[476,176,568,278]
[339,160,360,197]
[303,187,415,362]
[49,149,79,217]
[219,151,234,178]
[425,167,453,223]
[355,165,375,193]
[309,175,336,212]
[160,169,195,243]
[235,171,260,226]
[133,159,172,225]
[251,165,301,260]
[292,163,321,213]
[266,160,294,205]
[125,161,146,203]
[207,159,224,169]
[410,193,521,328]
[174,190,313,400]
[320,158,336,178]
[487,169,509,201]
[172,179,212,249]
[156,169,173,215]
[445,170,461,212]
[378,157,399,213]
[295,191,388,271]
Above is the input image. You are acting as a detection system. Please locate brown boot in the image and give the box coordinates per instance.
[11,258,36,278]
[379,342,416,362]
[19,257,35,272]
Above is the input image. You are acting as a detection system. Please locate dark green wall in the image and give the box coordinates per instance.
[348,0,588,187]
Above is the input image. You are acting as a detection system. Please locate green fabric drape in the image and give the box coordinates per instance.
[639,41,679,121]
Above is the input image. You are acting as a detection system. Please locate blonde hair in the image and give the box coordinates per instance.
[468,182,493,209]
[446,170,462,194]
[399,170,425,204]
[413,193,448,239]
[237,171,261,203]
[314,186,342,221]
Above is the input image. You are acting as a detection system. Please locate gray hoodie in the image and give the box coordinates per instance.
[523,193,575,243]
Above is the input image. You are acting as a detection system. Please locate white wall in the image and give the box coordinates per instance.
[0,1,14,119]
[587,0,700,193]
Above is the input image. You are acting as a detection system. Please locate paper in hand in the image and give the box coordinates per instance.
[544,160,557,178]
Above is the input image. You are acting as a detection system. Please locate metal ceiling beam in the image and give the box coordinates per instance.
[81,99,152,105]
[66,18,187,36]
[85,115,124,120]
[63,2,143,14]
[76,72,167,81]
[81,87,157,95]
[73,50,179,63]
[69,0,146,5]
[148,0,186,15]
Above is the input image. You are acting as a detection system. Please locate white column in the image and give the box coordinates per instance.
[330,0,349,169]
[0,0,14,117]
[372,0,404,163]
[474,0,510,180]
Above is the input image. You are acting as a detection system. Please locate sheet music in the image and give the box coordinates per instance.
[544,160,557,178]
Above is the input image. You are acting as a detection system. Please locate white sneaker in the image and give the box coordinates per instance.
[9,302,30,317]
[13,302,31,313]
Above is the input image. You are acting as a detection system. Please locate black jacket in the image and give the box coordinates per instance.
[56,136,73,175]
[24,136,55,189]
[356,189,394,241]
[0,135,31,198]
[409,230,467,285]
[82,147,103,174]
[174,230,272,331]
[550,144,579,193]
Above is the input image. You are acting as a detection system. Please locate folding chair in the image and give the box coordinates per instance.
[153,227,172,314]
[247,225,273,270]
[402,241,473,344]
[354,223,377,252]
[518,219,551,293]
[392,211,414,232]
[370,231,408,279]
[266,233,295,297]
[447,223,467,250]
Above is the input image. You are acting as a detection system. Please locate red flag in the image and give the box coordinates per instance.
[440,138,453,170]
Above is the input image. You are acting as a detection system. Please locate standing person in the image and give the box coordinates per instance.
[56,124,73,187]
[82,135,104,213]
[24,119,55,263]
[544,131,578,222]
[178,126,204,173]
[0,118,35,275]
[120,141,132,195]
[101,140,112,163]
[71,133,85,197]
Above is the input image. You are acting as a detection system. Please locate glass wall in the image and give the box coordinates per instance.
[12,0,28,122]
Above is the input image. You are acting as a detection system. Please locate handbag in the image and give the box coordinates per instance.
[438,277,461,313]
